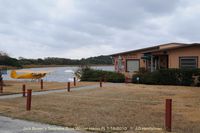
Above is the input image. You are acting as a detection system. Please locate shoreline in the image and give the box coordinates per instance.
[22,64,113,69]
[1,64,114,70]
[23,64,113,68]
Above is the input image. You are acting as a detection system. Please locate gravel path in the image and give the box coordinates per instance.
[0,83,117,99]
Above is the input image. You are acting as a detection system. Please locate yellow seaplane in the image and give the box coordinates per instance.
[10,70,50,79]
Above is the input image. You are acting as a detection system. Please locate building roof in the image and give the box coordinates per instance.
[143,43,200,54]
[110,43,188,56]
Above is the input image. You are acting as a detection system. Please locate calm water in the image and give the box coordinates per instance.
[3,66,114,82]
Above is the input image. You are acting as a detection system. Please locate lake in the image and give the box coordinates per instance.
[3,66,114,82]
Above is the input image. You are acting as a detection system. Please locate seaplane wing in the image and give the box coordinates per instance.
[10,70,51,79]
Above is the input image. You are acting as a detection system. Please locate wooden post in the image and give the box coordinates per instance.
[26,89,32,111]
[165,99,172,132]
[0,76,3,93]
[100,79,102,88]
[67,82,70,92]
[73,77,76,86]
[151,55,154,72]
[41,79,43,90]
[0,81,3,93]
[22,84,26,97]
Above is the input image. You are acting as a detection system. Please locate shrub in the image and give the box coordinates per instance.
[81,68,125,83]
[132,69,200,86]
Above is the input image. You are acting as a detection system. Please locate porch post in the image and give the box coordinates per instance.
[151,55,154,72]
[155,58,157,70]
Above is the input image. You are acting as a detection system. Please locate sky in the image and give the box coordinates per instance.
[0,0,200,59]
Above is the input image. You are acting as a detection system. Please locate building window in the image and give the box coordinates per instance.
[179,57,198,69]
[126,60,139,72]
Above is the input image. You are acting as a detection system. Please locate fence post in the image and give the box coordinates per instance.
[0,76,3,93]
[22,84,26,97]
[73,77,76,86]
[0,80,3,93]
[41,79,43,90]
[100,79,102,88]
[165,99,172,132]
[26,89,32,111]
[67,82,70,92]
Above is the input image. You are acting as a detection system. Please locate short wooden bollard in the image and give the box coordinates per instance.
[40,79,43,90]
[22,84,26,97]
[165,99,172,132]
[67,82,70,92]
[0,80,3,93]
[26,89,32,111]
[73,77,76,86]
[100,80,102,87]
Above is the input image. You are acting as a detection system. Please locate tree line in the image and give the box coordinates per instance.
[18,56,113,66]
[0,52,21,67]
[0,52,113,68]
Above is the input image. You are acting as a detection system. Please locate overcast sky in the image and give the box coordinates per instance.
[0,0,199,59]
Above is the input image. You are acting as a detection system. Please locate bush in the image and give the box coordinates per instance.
[132,69,200,86]
[81,68,125,83]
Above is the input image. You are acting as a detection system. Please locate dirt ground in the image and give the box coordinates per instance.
[0,80,97,95]
[0,83,200,133]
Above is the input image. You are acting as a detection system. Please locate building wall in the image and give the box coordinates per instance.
[168,46,200,68]
[113,51,146,75]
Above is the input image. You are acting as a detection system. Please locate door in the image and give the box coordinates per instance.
[126,60,140,72]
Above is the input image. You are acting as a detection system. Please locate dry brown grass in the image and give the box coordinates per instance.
[0,84,200,133]
[0,80,97,95]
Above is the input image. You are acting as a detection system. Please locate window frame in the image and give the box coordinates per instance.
[126,59,140,72]
[179,56,198,69]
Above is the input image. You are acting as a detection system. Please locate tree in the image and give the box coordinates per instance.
[0,51,22,67]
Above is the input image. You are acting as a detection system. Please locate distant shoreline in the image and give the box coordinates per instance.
[22,64,114,69]
[1,64,114,70]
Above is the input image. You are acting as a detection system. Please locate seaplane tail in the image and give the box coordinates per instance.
[10,70,17,78]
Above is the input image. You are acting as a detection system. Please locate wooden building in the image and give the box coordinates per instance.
[111,43,200,78]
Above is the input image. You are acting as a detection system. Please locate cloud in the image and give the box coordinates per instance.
[0,0,199,59]
[168,2,200,42]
